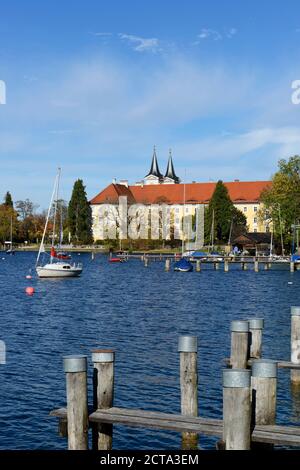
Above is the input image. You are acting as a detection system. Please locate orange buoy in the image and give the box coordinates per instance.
[25,286,35,295]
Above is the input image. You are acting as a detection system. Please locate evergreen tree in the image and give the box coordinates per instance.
[205,180,247,244]
[68,179,93,244]
[4,191,13,207]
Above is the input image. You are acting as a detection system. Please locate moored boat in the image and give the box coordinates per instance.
[174,258,193,272]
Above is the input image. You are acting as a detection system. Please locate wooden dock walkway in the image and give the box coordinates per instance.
[50,406,300,447]
[50,308,300,450]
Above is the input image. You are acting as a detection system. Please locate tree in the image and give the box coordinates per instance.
[4,191,13,207]
[68,179,93,244]
[205,180,247,244]
[15,199,38,221]
[259,155,300,250]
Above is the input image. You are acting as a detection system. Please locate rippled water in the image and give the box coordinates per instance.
[0,252,299,449]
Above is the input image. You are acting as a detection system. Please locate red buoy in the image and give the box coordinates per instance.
[25,286,35,295]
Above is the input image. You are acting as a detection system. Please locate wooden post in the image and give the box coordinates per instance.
[144,256,148,267]
[91,251,95,260]
[92,349,115,450]
[251,359,277,450]
[196,260,201,272]
[178,335,198,449]
[291,306,300,385]
[254,260,259,272]
[230,320,250,369]
[165,259,170,271]
[248,318,264,359]
[215,262,219,270]
[290,261,295,273]
[264,263,268,270]
[223,369,251,450]
[224,259,229,272]
[63,355,88,450]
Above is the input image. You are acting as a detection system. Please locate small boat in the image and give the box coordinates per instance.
[174,258,193,272]
[109,257,124,263]
[36,169,83,278]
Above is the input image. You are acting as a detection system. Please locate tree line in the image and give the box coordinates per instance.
[0,179,93,246]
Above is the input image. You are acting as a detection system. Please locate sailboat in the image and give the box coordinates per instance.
[6,216,15,255]
[35,169,83,278]
[174,174,193,272]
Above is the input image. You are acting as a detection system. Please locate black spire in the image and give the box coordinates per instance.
[145,146,163,179]
[164,149,179,183]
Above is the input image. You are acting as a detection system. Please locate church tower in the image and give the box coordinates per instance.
[144,146,164,185]
[163,149,180,184]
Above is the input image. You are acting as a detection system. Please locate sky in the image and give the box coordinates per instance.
[1,0,300,209]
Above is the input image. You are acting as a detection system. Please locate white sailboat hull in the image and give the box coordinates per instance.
[36,262,82,278]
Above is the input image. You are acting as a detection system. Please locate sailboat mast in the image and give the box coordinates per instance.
[36,171,59,267]
[10,215,13,246]
[182,170,186,256]
[52,168,61,247]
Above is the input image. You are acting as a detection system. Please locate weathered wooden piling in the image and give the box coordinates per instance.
[241,262,248,270]
[290,261,295,273]
[91,251,95,260]
[264,263,268,270]
[248,318,264,359]
[230,320,249,369]
[291,306,300,385]
[165,258,170,271]
[63,355,88,450]
[144,257,148,267]
[196,260,201,272]
[224,259,229,272]
[254,260,259,272]
[215,262,220,270]
[223,369,251,450]
[251,359,277,450]
[251,359,277,423]
[92,349,115,450]
[178,335,198,449]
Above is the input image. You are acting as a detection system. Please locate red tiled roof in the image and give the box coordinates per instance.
[90,181,271,205]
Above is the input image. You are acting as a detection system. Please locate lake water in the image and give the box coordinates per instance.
[0,252,299,450]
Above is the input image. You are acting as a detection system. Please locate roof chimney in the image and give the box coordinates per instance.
[119,179,128,188]
[112,177,117,185]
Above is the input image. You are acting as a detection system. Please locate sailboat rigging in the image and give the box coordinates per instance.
[35,168,82,278]
[6,215,15,255]
[174,172,193,272]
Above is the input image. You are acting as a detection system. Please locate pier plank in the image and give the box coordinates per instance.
[50,406,300,446]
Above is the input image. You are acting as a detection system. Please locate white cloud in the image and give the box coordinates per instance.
[194,27,237,44]
[119,33,161,53]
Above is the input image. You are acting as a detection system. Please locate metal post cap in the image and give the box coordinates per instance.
[251,359,277,378]
[63,355,87,373]
[291,306,300,316]
[248,318,264,330]
[92,349,115,363]
[231,320,249,332]
[178,335,198,353]
[223,369,251,388]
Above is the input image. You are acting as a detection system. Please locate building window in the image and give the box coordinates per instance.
[254,207,258,212]
[185,207,189,213]
[254,217,257,224]
[266,226,270,233]
[253,228,257,233]
[176,208,179,213]
[244,207,247,212]
[175,218,180,224]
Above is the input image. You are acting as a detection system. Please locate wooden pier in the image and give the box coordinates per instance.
[50,306,300,450]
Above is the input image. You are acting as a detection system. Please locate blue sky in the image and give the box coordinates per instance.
[1,0,300,208]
